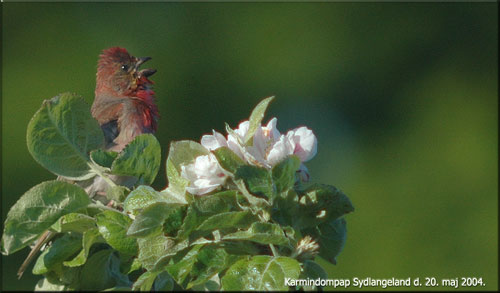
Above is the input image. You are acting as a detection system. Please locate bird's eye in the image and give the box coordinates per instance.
[121,64,129,71]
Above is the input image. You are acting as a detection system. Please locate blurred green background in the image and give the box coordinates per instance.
[1,2,497,291]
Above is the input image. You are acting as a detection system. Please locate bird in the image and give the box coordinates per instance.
[17,47,159,279]
[85,47,160,196]
[91,47,159,153]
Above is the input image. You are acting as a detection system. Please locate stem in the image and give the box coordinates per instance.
[88,163,118,188]
[269,244,279,257]
[88,202,124,214]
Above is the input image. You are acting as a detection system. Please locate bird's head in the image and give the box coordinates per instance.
[96,47,156,96]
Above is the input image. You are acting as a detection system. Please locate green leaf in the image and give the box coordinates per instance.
[160,186,189,205]
[133,271,159,291]
[165,140,209,196]
[80,249,131,291]
[52,213,96,233]
[102,287,132,291]
[96,211,138,256]
[196,211,258,233]
[1,180,91,255]
[271,189,299,228]
[177,191,240,239]
[243,96,275,145]
[26,92,104,180]
[124,185,165,213]
[32,233,82,275]
[302,260,328,280]
[234,179,270,209]
[300,260,328,290]
[212,146,246,174]
[153,272,175,291]
[133,270,174,291]
[43,263,82,288]
[124,185,185,214]
[106,185,130,203]
[223,222,289,246]
[187,246,239,289]
[137,235,188,272]
[63,228,105,267]
[272,155,301,193]
[90,149,118,168]
[165,244,203,285]
[167,140,209,169]
[293,184,354,229]
[221,255,300,291]
[127,202,183,238]
[306,217,347,265]
[111,134,161,185]
[235,165,274,199]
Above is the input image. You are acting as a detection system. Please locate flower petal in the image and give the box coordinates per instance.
[201,130,227,150]
[287,127,317,162]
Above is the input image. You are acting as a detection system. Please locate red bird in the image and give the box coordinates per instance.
[92,47,159,152]
[85,47,160,196]
[17,47,159,279]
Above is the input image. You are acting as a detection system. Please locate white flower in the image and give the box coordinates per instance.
[180,154,227,195]
[226,118,317,168]
[286,126,317,162]
[201,130,227,151]
[266,134,294,166]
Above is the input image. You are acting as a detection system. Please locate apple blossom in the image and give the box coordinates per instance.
[286,126,317,162]
[180,154,227,195]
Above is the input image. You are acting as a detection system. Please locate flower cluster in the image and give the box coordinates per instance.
[180,118,318,195]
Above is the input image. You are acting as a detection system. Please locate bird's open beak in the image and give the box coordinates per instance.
[135,57,156,77]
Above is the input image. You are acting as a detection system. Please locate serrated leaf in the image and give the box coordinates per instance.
[137,235,188,272]
[133,271,159,291]
[166,140,209,196]
[96,211,137,256]
[154,272,175,291]
[235,165,274,199]
[127,202,183,238]
[42,262,81,288]
[272,155,301,193]
[305,217,347,265]
[177,191,240,239]
[1,180,91,255]
[300,260,329,290]
[26,92,104,180]
[53,213,96,233]
[223,222,288,246]
[295,184,354,229]
[124,185,165,213]
[80,249,131,291]
[302,260,328,281]
[63,228,105,267]
[187,246,240,289]
[111,134,161,185]
[243,96,275,145]
[166,158,189,196]
[160,185,189,205]
[106,185,130,203]
[196,211,258,233]
[212,146,246,174]
[221,255,300,291]
[165,244,203,286]
[90,149,118,168]
[124,185,186,215]
[32,233,82,275]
